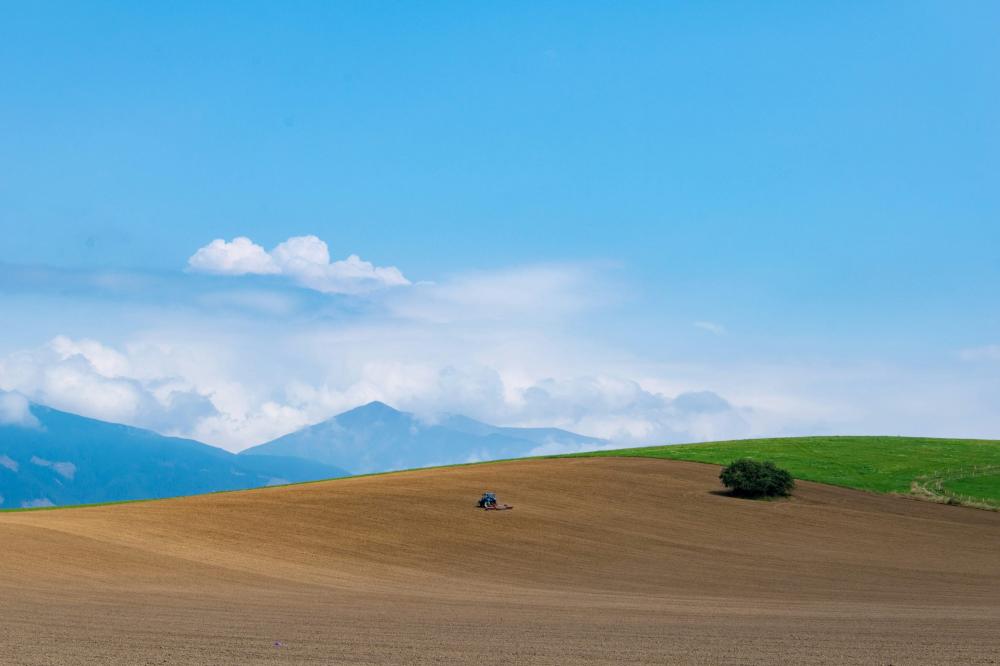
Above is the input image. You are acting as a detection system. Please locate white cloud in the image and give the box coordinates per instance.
[187,234,409,295]
[511,377,748,444]
[0,391,40,428]
[959,345,1000,362]
[0,455,19,471]
[0,338,216,434]
[50,335,131,377]
[187,237,280,275]
[694,321,726,335]
[388,264,601,323]
[270,235,331,268]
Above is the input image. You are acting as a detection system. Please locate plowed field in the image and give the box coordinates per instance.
[2,457,999,664]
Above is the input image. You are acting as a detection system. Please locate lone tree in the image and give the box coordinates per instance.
[719,458,794,498]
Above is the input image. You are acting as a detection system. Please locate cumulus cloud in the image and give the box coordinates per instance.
[187,235,409,295]
[49,335,130,377]
[0,391,40,428]
[0,337,217,435]
[186,237,280,275]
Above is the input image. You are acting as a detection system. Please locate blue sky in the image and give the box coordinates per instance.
[1,2,998,449]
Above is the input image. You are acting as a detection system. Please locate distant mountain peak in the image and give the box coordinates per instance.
[241,403,609,474]
[343,400,400,416]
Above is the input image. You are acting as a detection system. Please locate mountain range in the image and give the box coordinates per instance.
[0,404,347,508]
[240,400,609,474]
[0,399,607,508]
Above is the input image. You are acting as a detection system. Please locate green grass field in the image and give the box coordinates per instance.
[943,474,1000,501]
[568,436,1000,508]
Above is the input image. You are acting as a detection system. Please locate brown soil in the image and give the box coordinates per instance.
[2,457,999,664]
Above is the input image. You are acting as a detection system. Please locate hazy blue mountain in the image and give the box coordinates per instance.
[240,401,608,474]
[0,405,348,509]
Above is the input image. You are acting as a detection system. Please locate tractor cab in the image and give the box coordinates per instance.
[477,491,512,510]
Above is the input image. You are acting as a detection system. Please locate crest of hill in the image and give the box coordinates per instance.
[571,435,1000,508]
[240,401,607,474]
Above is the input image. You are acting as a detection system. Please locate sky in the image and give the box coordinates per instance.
[1,2,998,451]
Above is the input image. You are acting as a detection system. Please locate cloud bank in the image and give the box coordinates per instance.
[187,235,409,295]
[0,391,40,428]
[0,255,763,450]
[4,239,995,453]
[0,336,216,437]
[0,333,753,451]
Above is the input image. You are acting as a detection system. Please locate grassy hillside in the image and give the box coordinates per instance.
[569,436,1000,508]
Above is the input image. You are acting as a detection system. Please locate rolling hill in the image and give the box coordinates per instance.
[0,403,348,508]
[1,456,998,664]
[240,400,608,473]
[569,435,1000,508]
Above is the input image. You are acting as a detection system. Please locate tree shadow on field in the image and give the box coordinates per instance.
[708,489,792,503]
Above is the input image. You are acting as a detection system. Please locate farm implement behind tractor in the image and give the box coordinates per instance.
[477,491,513,511]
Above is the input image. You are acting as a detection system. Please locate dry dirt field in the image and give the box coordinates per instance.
[2,457,999,665]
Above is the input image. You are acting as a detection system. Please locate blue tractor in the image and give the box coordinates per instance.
[477,491,512,510]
